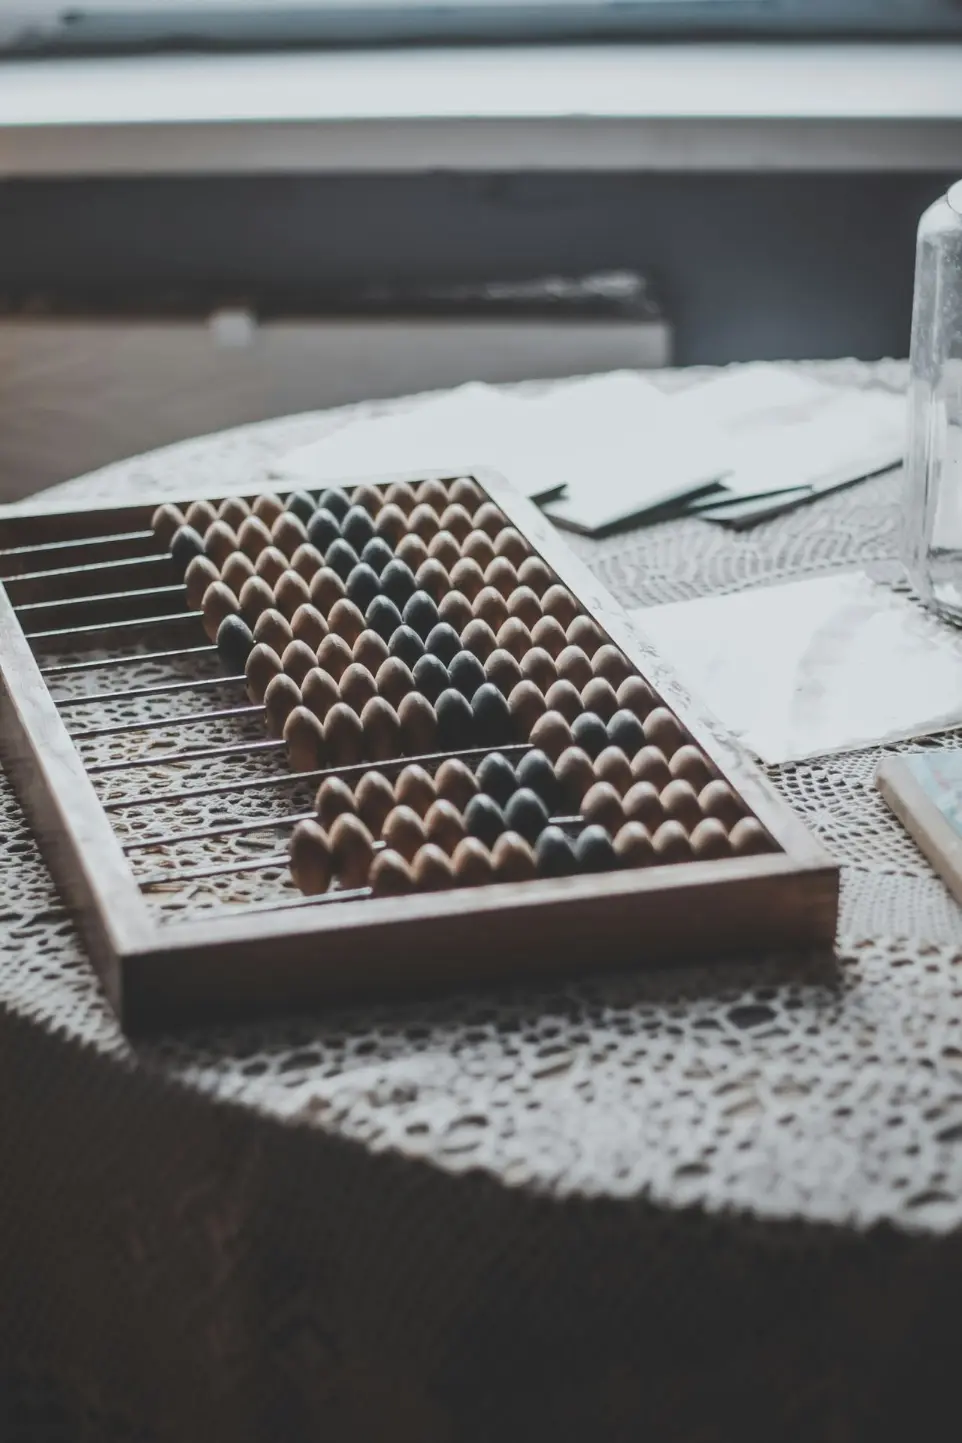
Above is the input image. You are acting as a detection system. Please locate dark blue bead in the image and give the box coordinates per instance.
[448,650,485,700]
[306,506,342,553]
[472,682,513,747]
[515,749,559,813]
[170,524,205,573]
[607,708,647,756]
[325,538,359,583]
[504,787,549,845]
[342,504,376,553]
[536,826,577,878]
[285,490,316,526]
[436,688,475,751]
[476,752,517,807]
[366,594,403,644]
[402,590,440,640]
[318,487,351,521]
[575,824,617,873]
[412,653,449,703]
[426,622,462,666]
[346,563,381,614]
[360,536,394,577]
[571,711,609,760]
[389,624,425,669]
[464,793,506,849]
[381,559,417,609]
[216,614,254,672]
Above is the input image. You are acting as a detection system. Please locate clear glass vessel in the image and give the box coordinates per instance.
[903,180,962,620]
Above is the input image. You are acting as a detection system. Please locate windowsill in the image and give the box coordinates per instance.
[0,43,961,176]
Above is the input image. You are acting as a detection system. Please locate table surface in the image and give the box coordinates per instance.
[5,358,962,1443]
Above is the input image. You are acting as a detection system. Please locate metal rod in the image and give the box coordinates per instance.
[187,887,371,918]
[56,672,245,708]
[3,553,176,604]
[70,702,263,742]
[41,644,217,678]
[0,527,154,562]
[87,735,282,775]
[16,583,184,617]
[138,851,290,889]
[26,612,199,644]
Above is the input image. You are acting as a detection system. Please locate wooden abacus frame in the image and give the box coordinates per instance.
[0,468,839,1031]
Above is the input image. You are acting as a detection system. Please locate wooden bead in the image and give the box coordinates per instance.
[315,776,357,830]
[184,555,219,610]
[237,514,273,560]
[256,545,289,589]
[519,646,557,693]
[493,527,530,566]
[352,482,385,516]
[593,745,633,796]
[451,836,494,887]
[730,817,771,857]
[690,817,731,860]
[643,707,685,757]
[529,615,566,659]
[185,498,217,533]
[323,701,364,766]
[506,585,542,630]
[415,558,450,604]
[669,744,713,792]
[355,770,396,838]
[661,779,701,830]
[370,849,414,896]
[581,677,618,722]
[529,709,572,763]
[582,780,625,834]
[360,696,401,761]
[217,495,251,529]
[424,798,466,855]
[353,628,389,675]
[591,644,632,688]
[617,674,657,720]
[555,645,592,691]
[555,746,595,809]
[439,502,473,542]
[201,581,238,642]
[484,648,523,697]
[384,481,418,514]
[245,643,283,703]
[289,820,332,896]
[290,542,325,583]
[434,757,478,811]
[339,662,377,714]
[449,476,484,509]
[630,745,671,791]
[473,586,509,633]
[652,820,691,864]
[491,830,537,883]
[484,556,518,598]
[462,530,495,570]
[397,691,438,755]
[542,585,578,629]
[515,556,551,598]
[375,656,414,710]
[623,780,663,831]
[283,704,325,770]
[413,477,447,511]
[291,602,329,653]
[248,492,282,526]
[309,566,347,614]
[381,804,426,863]
[302,667,339,722]
[316,632,353,682]
[239,575,275,626]
[271,510,308,558]
[253,606,293,654]
[699,780,743,830]
[374,502,407,547]
[274,569,310,620]
[412,842,454,891]
[408,503,441,541]
[473,501,506,539]
[449,556,485,603]
[394,764,437,817]
[461,618,498,663]
[543,679,583,725]
[202,519,238,568]
[327,597,365,647]
[152,502,185,546]
[614,821,655,870]
[508,679,547,737]
[329,813,375,888]
[438,590,474,634]
[220,550,255,598]
[281,639,317,687]
[496,618,532,664]
[395,533,429,571]
[428,530,460,571]
[566,614,605,657]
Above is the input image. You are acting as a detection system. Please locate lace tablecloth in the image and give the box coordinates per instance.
[5,360,962,1443]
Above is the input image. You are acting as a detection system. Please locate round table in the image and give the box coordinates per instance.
[4,360,961,1443]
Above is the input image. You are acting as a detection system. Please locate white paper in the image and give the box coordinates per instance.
[632,573,962,764]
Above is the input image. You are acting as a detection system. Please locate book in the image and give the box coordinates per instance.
[877,752,962,905]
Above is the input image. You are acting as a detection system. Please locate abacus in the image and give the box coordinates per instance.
[0,468,838,1031]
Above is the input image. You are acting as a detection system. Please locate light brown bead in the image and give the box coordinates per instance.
[271,510,308,558]
[289,820,332,896]
[302,667,339,722]
[408,503,441,542]
[424,798,466,856]
[661,779,701,830]
[273,569,311,620]
[593,745,633,797]
[355,771,396,838]
[669,744,713,792]
[381,804,426,863]
[384,481,418,515]
[544,679,583,725]
[185,498,217,533]
[643,707,685,757]
[506,585,542,630]
[555,746,595,810]
[555,645,592,692]
[438,590,474,634]
[566,614,605,657]
[353,628,389,676]
[493,527,530,566]
[281,639,317,687]
[434,757,478,811]
[449,556,485,602]
[327,597,365,646]
[291,603,329,653]
[491,831,537,883]
[412,843,454,892]
[591,643,632,688]
[449,476,484,510]
[452,836,494,887]
[519,646,557,693]
[461,618,498,663]
[439,502,473,542]
[248,543,284,594]
[237,514,273,560]
[339,662,377,714]
[220,550,255,598]
[529,709,573,763]
[201,581,239,642]
[252,492,284,526]
[496,618,532,664]
[395,533,429,572]
[582,780,625,834]
[309,566,347,615]
[315,776,357,830]
[530,614,567,659]
[508,679,547,737]
[473,501,506,539]
[484,556,518,599]
[244,643,283,704]
[417,477,450,512]
[253,606,293,654]
[394,764,437,817]
[542,584,578,629]
[617,674,657,720]
[623,780,663,831]
[630,745,671,791]
[291,541,325,582]
[484,648,523,697]
[329,813,375,889]
[397,691,438,755]
[652,820,691,864]
[203,519,238,568]
[240,575,276,628]
[152,502,185,546]
[360,696,402,761]
[375,656,414,710]
[217,495,251,529]
[690,817,731,861]
[283,704,325,771]
[729,817,771,857]
[316,632,353,681]
[264,673,302,738]
[699,780,743,830]
[352,482,385,516]
[517,555,553,598]
[462,530,496,570]
[374,502,408,547]
[614,821,655,870]
[323,702,364,766]
[370,849,415,896]
[581,677,619,723]
[472,586,509,633]
[184,554,220,610]
[415,558,450,604]
[427,530,460,572]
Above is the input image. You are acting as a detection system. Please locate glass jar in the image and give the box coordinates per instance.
[903,180,962,620]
